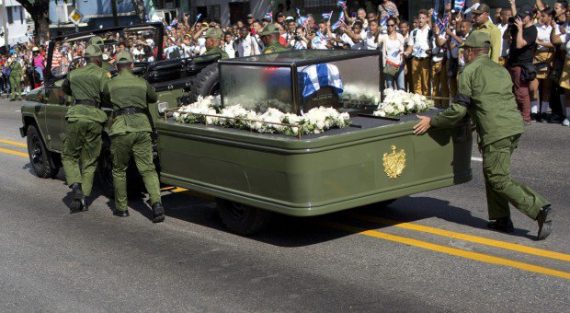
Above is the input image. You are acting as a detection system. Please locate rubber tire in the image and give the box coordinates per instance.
[216,199,272,236]
[26,125,58,178]
[189,63,220,102]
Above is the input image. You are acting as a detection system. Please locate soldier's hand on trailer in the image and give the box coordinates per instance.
[413,115,431,135]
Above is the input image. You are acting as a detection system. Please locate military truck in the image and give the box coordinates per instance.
[20,48,473,235]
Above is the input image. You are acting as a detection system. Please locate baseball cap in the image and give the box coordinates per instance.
[461,31,491,48]
[259,24,280,36]
[472,3,490,14]
[517,5,533,18]
[116,51,133,64]
[84,45,102,57]
[285,16,295,22]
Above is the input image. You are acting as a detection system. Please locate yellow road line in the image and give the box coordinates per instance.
[353,214,570,263]
[0,139,27,148]
[327,222,570,280]
[0,147,28,158]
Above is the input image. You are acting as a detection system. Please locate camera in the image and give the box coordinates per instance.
[508,17,516,25]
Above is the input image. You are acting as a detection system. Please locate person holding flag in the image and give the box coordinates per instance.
[378,0,399,20]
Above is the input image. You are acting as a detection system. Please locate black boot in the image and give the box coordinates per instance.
[537,205,553,240]
[113,209,129,217]
[487,217,514,233]
[69,183,87,213]
[152,202,165,223]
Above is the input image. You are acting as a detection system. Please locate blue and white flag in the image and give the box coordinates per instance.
[300,64,344,100]
[337,0,347,8]
[379,15,389,27]
[195,13,202,22]
[322,11,333,21]
[264,12,273,21]
[332,11,345,30]
[453,0,465,11]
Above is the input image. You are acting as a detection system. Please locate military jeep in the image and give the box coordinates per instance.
[20,47,473,235]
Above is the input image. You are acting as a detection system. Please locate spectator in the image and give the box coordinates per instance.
[380,17,405,90]
[532,7,555,121]
[404,9,433,96]
[237,26,261,57]
[432,23,449,106]
[472,3,502,63]
[551,5,570,126]
[497,7,513,65]
[223,33,237,58]
[507,5,538,124]
[378,0,400,19]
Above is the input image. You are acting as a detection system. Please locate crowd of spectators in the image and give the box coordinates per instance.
[2,0,570,126]
[0,43,46,97]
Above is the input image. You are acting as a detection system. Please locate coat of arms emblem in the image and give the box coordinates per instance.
[383,145,406,179]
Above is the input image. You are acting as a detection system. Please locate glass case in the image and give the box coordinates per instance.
[219,50,381,114]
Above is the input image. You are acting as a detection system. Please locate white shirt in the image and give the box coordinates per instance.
[382,33,404,65]
[311,32,329,50]
[237,34,261,57]
[223,41,236,58]
[361,30,379,50]
[409,26,431,58]
[498,23,510,57]
[535,23,553,52]
[560,34,570,58]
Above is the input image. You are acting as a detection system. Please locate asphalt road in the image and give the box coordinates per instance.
[1,98,569,313]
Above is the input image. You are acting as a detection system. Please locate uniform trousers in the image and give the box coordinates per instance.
[62,119,103,197]
[483,135,549,221]
[412,58,430,96]
[9,75,21,99]
[111,131,161,211]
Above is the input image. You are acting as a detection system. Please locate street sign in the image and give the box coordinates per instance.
[69,9,82,25]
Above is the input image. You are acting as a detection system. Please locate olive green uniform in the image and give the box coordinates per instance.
[203,46,229,59]
[61,62,110,197]
[9,59,23,100]
[103,69,160,212]
[262,42,288,54]
[430,53,549,221]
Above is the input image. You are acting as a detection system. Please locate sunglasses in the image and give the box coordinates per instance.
[387,24,396,27]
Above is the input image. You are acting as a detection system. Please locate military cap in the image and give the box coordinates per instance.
[461,31,491,48]
[259,24,280,36]
[116,51,134,64]
[471,3,490,14]
[205,28,223,40]
[84,44,103,57]
[89,36,105,47]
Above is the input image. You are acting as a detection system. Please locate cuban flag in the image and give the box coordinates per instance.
[265,12,273,21]
[195,13,202,23]
[296,8,307,25]
[337,0,347,8]
[299,64,344,100]
[379,15,389,27]
[454,0,465,11]
[332,11,345,31]
[436,16,449,34]
[322,11,333,21]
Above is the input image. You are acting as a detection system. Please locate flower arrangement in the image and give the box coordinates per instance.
[173,96,351,136]
[373,89,434,117]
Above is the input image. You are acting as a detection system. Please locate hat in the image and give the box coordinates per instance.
[116,51,133,64]
[461,31,491,48]
[285,16,295,22]
[84,45,102,57]
[32,46,39,52]
[205,28,223,39]
[277,12,284,17]
[259,24,280,36]
[89,36,104,47]
[517,5,533,18]
[472,3,490,14]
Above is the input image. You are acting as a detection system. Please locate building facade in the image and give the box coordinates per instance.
[0,0,31,48]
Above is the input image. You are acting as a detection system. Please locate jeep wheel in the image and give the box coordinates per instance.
[216,199,272,236]
[189,63,220,102]
[26,125,58,178]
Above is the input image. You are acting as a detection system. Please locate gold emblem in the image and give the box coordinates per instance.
[383,145,406,179]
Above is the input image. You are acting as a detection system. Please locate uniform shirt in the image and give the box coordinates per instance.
[535,23,553,52]
[263,41,288,54]
[361,30,380,50]
[103,69,157,136]
[203,46,229,59]
[63,63,110,123]
[430,54,524,147]
[409,25,431,58]
[559,33,570,58]
[476,20,502,63]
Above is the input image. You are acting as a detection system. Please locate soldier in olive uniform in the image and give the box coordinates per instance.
[102,51,164,222]
[413,32,553,240]
[197,28,229,60]
[8,54,23,101]
[259,24,289,54]
[61,45,111,213]
[89,36,115,73]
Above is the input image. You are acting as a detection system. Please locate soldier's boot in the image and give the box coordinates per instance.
[113,209,129,217]
[69,183,87,213]
[151,202,165,223]
[537,205,553,241]
[487,217,514,233]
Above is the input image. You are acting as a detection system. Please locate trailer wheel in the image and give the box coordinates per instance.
[216,199,272,236]
[26,125,59,178]
[189,63,220,102]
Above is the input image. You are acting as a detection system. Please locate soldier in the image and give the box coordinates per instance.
[259,24,289,54]
[8,54,23,101]
[413,32,553,240]
[199,28,229,60]
[102,51,164,222]
[61,45,111,213]
[89,36,115,73]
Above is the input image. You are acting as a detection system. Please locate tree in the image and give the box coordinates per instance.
[15,0,50,45]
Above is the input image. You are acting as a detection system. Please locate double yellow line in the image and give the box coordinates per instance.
[329,213,570,280]
[0,139,28,158]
